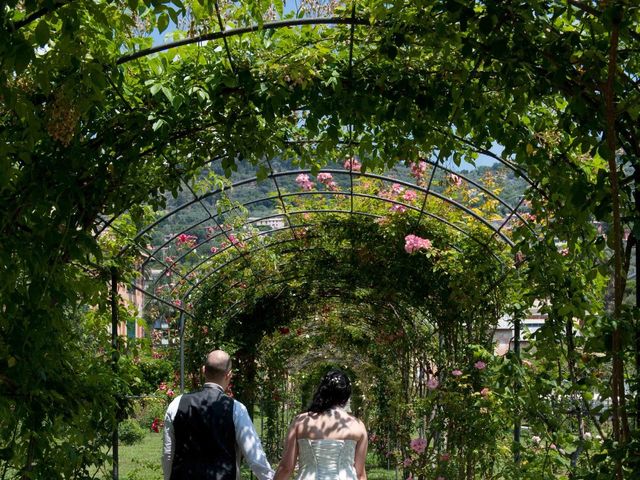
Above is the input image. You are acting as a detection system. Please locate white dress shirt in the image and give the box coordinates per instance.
[162,383,274,480]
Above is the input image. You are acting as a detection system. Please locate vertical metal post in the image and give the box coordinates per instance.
[513,315,521,464]
[179,311,185,393]
[110,268,119,480]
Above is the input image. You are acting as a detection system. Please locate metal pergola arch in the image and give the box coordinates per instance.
[112,166,526,268]
[110,163,527,327]
[119,166,523,320]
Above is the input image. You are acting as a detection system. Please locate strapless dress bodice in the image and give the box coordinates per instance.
[295,439,357,480]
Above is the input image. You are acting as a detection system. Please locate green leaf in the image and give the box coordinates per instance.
[161,86,174,103]
[13,41,33,74]
[150,83,162,95]
[157,13,170,33]
[152,119,167,131]
[35,20,50,46]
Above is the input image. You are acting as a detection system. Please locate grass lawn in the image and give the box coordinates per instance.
[113,432,163,480]
[112,432,398,480]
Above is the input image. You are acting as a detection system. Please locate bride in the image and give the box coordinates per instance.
[273,370,368,480]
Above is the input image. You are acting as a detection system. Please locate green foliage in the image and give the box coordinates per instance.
[134,357,175,396]
[119,419,147,446]
[1,0,639,476]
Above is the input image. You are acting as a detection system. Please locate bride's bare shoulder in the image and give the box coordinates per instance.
[293,411,315,425]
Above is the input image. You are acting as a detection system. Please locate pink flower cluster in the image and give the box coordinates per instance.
[296,173,314,191]
[317,172,339,191]
[409,438,427,454]
[391,183,405,195]
[403,190,418,202]
[474,360,487,370]
[426,377,439,390]
[390,204,407,213]
[410,160,428,179]
[448,173,462,187]
[404,234,432,254]
[317,172,332,184]
[343,157,362,172]
[228,234,246,249]
[452,369,463,377]
[176,233,197,247]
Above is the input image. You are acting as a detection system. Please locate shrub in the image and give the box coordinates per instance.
[134,357,175,395]
[119,419,146,445]
[135,396,168,430]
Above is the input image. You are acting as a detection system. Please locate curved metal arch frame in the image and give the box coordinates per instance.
[146,197,505,300]
[174,209,470,292]
[174,221,471,305]
[206,271,445,330]
[126,165,522,310]
[112,14,537,189]
[118,167,524,284]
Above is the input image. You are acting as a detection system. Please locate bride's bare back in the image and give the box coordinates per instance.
[274,407,368,480]
[293,407,365,441]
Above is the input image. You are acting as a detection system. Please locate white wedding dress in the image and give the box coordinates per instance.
[295,439,358,480]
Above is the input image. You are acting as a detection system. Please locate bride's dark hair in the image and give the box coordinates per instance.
[307,369,352,413]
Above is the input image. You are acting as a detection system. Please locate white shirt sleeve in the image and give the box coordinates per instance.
[234,400,275,480]
[162,395,182,480]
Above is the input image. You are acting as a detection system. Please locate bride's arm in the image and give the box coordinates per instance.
[273,417,299,480]
[354,423,368,480]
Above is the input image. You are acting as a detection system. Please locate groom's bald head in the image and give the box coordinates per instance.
[204,350,232,383]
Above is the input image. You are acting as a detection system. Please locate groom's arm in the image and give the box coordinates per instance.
[233,400,274,480]
[162,395,182,480]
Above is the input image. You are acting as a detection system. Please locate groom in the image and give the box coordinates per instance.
[162,349,274,480]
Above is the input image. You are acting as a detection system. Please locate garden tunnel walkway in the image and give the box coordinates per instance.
[100,154,531,477]
[4,2,640,479]
[91,11,551,477]
[66,3,638,478]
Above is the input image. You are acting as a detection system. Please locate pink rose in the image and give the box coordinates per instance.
[343,157,362,172]
[409,438,427,454]
[448,173,463,187]
[427,377,439,390]
[452,369,463,377]
[410,160,427,179]
[404,234,432,254]
[474,360,487,370]
[295,173,314,191]
[391,183,405,195]
[480,387,490,398]
[317,172,333,184]
[390,204,407,213]
[403,190,418,202]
